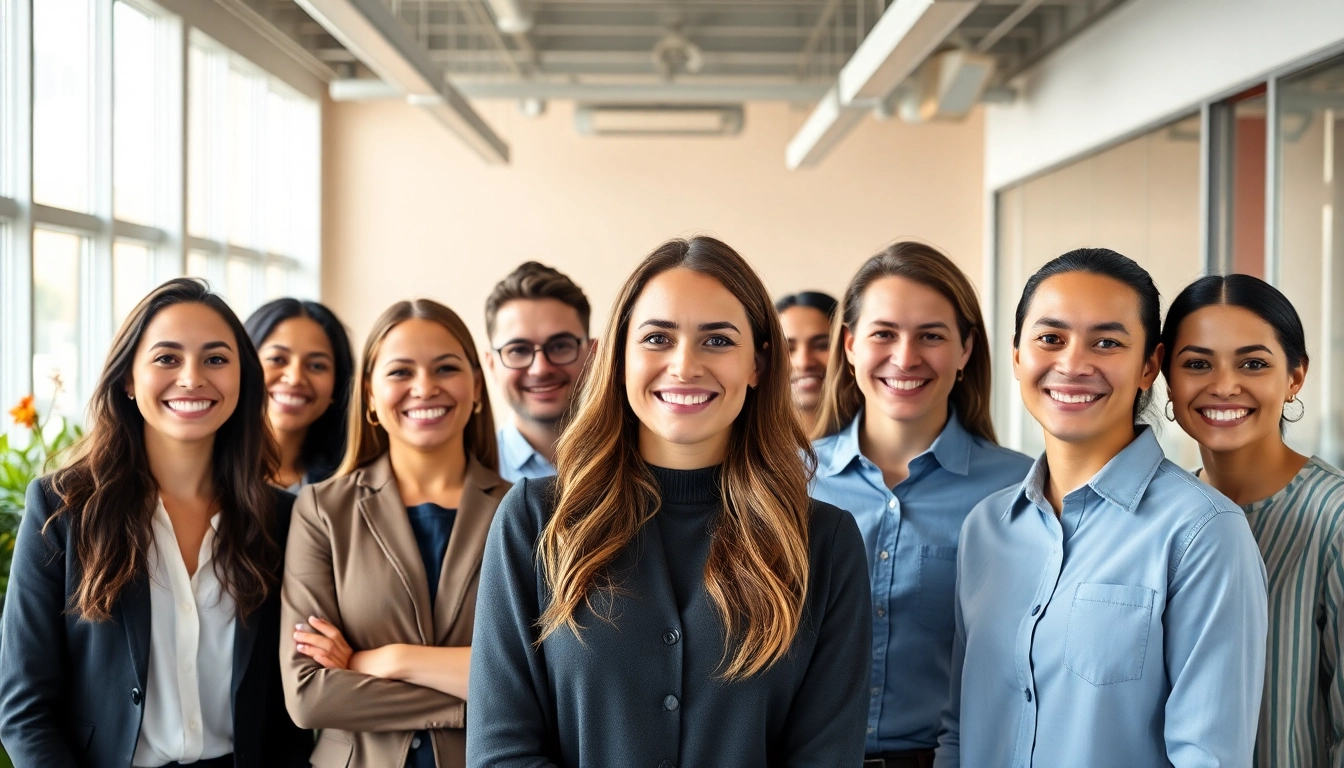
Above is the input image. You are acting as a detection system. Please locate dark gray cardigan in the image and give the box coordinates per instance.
[466,468,872,768]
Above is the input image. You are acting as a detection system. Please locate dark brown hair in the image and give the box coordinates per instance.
[339,299,498,474]
[539,236,815,680]
[484,261,592,339]
[47,278,280,622]
[814,241,997,443]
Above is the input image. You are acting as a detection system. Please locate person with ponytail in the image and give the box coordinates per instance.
[810,241,1031,767]
[280,299,506,768]
[937,249,1267,768]
[0,278,311,767]
[1161,274,1344,767]
[466,236,872,767]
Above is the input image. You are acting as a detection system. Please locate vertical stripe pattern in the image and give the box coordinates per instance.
[1245,457,1344,768]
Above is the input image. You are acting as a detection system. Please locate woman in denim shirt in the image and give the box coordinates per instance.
[809,241,1031,768]
[936,248,1268,768]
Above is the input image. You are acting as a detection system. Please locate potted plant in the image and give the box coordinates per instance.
[0,375,82,619]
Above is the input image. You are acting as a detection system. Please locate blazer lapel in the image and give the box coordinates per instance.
[433,457,503,644]
[356,456,435,645]
[119,574,152,690]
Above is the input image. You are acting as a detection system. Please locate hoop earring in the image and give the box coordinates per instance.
[366,408,380,426]
[1164,400,1176,422]
[1284,396,1305,423]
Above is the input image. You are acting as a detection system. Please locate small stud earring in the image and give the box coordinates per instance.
[473,401,483,414]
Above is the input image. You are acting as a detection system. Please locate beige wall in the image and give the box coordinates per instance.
[321,97,985,374]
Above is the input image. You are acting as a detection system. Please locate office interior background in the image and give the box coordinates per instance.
[2,0,1343,471]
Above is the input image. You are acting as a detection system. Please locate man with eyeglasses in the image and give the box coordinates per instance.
[484,262,596,482]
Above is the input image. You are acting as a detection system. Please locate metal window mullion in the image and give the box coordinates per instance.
[156,5,186,281]
[84,0,115,408]
[2,0,34,432]
[1264,76,1281,286]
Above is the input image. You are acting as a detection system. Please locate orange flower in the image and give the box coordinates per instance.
[9,395,37,429]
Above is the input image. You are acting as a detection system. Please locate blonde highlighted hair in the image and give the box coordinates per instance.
[339,299,497,475]
[538,236,814,680]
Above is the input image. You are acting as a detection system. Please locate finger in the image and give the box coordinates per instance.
[307,616,343,640]
[294,631,331,647]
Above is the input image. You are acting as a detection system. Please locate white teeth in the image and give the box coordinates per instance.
[1201,408,1249,421]
[406,407,449,420]
[272,393,309,406]
[1048,390,1101,404]
[883,379,927,391]
[660,392,712,406]
[167,400,212,413]
[525,384,563,393]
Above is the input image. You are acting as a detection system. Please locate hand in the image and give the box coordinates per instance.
[294,615,354,670]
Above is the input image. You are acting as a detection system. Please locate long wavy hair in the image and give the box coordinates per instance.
[338,299,498,475]
[539,236,815,680]
[814,241,997,443]
[244,298,355,483]
[47,278,280,622]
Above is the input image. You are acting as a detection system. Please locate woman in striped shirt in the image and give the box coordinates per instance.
[1162,273,1344,767]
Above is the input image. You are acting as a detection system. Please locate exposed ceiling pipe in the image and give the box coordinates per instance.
[295,0,510,163]
[785,0,979,170]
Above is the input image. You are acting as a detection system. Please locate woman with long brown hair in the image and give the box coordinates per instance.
[809,241,1030,767]
[0,278,311,768]
[280,299,506,768]
[466,236,872,766]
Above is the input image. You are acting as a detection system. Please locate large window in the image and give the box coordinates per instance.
[187,33,317,320]
[1,0,320,424]
[994,114,1205,466]
[994,48,1344,469]
[1276,52,1344,466]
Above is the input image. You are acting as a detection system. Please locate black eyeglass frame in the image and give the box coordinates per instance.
[492,332,587,370]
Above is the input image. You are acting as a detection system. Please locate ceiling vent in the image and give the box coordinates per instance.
[574,105,744,137]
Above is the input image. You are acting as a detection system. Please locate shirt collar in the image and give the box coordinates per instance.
[500,420,545,473]
[819,407,972,477]
[1008,426,1165,518]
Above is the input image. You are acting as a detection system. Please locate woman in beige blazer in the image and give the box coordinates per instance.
[280,299,509,768]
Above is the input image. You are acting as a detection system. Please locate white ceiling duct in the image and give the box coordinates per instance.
[785,0,979,169]
[483,0,534,35]
[295,0,509,163]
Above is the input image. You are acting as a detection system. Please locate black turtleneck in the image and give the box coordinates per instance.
[648,464,720,612]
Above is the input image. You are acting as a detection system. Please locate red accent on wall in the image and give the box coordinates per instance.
[1231,114,1266,277]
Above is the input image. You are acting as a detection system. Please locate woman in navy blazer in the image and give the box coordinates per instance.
[0,278,310,768]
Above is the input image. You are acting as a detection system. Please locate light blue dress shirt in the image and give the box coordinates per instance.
[810,410,1031,753]
[496,421,556,483]
[937,427,1268,768]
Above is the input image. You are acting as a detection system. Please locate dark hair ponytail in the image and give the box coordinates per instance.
[1013,247,1162,423]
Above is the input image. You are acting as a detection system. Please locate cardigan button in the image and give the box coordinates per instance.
[662,695,679,711]
[663,629,680,645]
[130,687,143,705]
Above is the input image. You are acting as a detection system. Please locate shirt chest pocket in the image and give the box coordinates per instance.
[913,545,959,636]
[1064,582,1157,686]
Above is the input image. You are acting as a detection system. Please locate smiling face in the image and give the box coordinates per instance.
[127,302,241,447]
[487,298,593,426]
[259,316,336,437]
[779,305,831,413]
[1014,271,1162,448]
[625,268,760,468]
[844,276,972,432]
[1166,304,1305,454]
[369,318,482,454]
